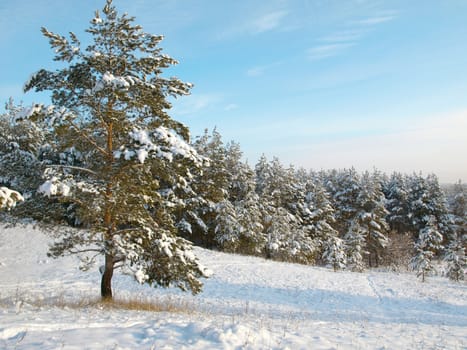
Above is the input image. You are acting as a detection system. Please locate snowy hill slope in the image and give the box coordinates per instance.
[0,224,466,349]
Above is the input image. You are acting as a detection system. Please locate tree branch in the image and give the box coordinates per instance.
[69,248,103,255]
[61,113,108,157]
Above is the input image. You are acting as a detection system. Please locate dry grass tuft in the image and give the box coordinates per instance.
[3,292,194,314]
[99,296,193,313]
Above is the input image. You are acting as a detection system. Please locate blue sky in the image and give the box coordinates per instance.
[1,0,466,182]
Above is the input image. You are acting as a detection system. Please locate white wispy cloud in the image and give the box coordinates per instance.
[307,10,397,61]
[251,10,289,34]
[218,9,289,39]
[319,29,364,43]
[307,43,355,60]
[355,14,397,26]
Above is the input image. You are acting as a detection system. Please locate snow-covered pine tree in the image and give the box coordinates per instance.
[322,235,347,271]
[255,154,271,197]
[407,173,430,235]
[255,156,297,209]
[222,140,265,254]
[444,181,466,281]
[254,156,314,262]
[189,129,229,248]
[0,101,73,223]
[444,235,466,281]
[344,219,367,272]
[263,206,314,264]
[410,216,443,281]
[354,171,389,267]
[425,174,453,243]
[214,199,242,251]
[325,168,368,271]
[235,188,266,255]
[224,141,251,203]
[24,0,210,299]
[407,173,451,240]
[330,168,361,234]
[384,172,410,234]
[303,179,340,264]
[0,100,46,199]
[406,174,453,275]
[449,180,466,239]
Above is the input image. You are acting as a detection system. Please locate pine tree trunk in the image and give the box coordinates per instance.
[101,118,115,301]
[101,253,114,300]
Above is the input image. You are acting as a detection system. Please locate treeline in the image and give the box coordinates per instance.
[180,129,466,280]
[1,105,465,281]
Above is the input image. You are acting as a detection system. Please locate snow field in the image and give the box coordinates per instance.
[0,224,466,349]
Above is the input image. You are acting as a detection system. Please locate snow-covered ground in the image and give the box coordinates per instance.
[0,224,466,349]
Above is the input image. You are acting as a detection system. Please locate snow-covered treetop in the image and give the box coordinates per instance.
[24,0,193,128]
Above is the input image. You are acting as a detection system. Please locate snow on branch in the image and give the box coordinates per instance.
[12,103,75,130]
[14,103,46,121]
[92,72,139,92]
[0,187,24,210]
[38,170,100,198]
[38,177,72,197]
[114,126,203,166]
[109,225,212,285]
[89,71,187,96]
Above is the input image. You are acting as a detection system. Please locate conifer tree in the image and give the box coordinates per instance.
[193,129,229,204]
[450,181,466,222]
[263,206,314,264]
[255,157,295,208]
[407,174,450,240]
[224,141,249,202]
[303,180,339,263]
[444,236,466,281]
[322,235,347,271]
[344,219,367,272]
[24,0,210,299]
[0,100,47,198]
[255,154,271,197]
[407,173,430,235]
[384,172,410,234]
[355,171,389,267]
[235,189,266,255]
[214,199,242,251]
[254,156,314,262]
[449,180,466,239]
[189,129,229,247]
[331,168,361,234]
[223,141,265,254]
[410,216,443,281]
[425,174,453,242]
[0,101,74,224]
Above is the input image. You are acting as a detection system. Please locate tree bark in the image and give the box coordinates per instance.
[101,117,115,301]
[101,253,114,300]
